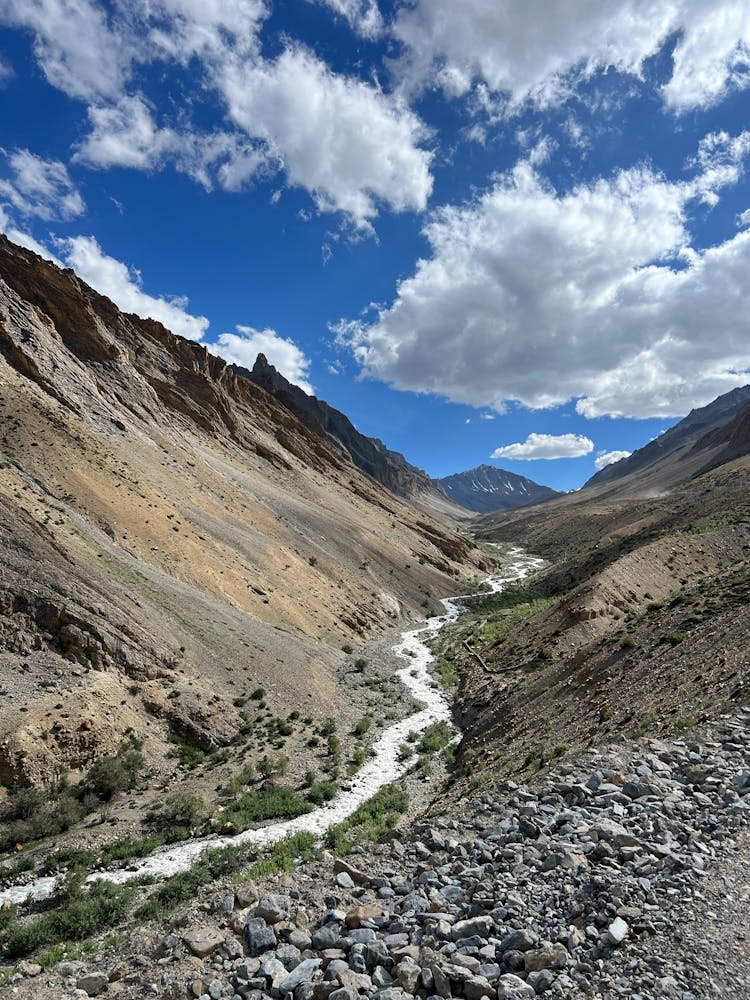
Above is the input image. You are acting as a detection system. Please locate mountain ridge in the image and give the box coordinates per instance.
[584,384,750,488]
[438,463,561,513]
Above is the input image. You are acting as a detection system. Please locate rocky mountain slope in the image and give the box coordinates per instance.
[585,383,750,488]
[243,355,440,502]
[245,360,559,518]
[0,235,490,802]
[444,410,750,791]
[437,465,561,514]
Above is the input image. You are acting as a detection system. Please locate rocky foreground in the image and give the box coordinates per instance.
[7,712,750,999]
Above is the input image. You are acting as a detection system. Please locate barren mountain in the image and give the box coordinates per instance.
[0,235,490,798]
[437,463,561,513]
[585,383,750,488]
[442,410,750,794]
[243,354,442,502]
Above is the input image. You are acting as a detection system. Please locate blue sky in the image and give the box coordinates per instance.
[1,2,749,491]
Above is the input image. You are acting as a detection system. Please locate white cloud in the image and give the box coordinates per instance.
[74,96,267,191]
[390,1,750,114]
[220,45,432,228]
[60,235,209,341]
[316,0,383,38]
[0,59,13,84]
[479,412,494,420]
[0,0,130,100]
[492,433,594,461]
[0,149,84,220]
[0,207,65,265]
[214,325,314,395]
[340,140,750,419]
[594,449,632,470]
[75,96,179,171]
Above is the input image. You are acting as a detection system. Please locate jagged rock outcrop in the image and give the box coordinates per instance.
[242,354,443,500]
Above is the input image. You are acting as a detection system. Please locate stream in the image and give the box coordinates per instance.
[0,546,544,906]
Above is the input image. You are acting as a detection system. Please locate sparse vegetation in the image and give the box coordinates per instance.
[325,783,408,854]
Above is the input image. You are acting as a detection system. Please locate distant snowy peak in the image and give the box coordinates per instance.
[438,464,561,513]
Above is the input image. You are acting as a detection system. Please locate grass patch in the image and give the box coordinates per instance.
[325,783,408,855]
[215,786,310,833]
[419,721,453,754]
[0,874,137,961]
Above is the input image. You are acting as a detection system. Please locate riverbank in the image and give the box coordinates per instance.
[0,549,543,909]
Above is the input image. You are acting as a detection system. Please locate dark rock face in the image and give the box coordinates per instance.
[438,465,561,513]
[585,384,750,488]
[241,354,440,500]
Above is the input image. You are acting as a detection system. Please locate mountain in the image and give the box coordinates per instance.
[0,234,490,792]
[437,463,562,513]
[585,384,750,488]
[242,353,441,501]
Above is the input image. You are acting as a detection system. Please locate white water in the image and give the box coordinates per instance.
[0,547,543,906]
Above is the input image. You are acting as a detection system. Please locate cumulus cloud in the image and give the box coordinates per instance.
[594,449,632,470]
[60,235,209,341]
[74,96,267,191]
[220,46,432,227]
[2,1,431,227]
[0,149,84,220]
[0,0,130,100]
[316,0,383,38]
[492,433,594,461]
[339,139,750,419]
[390,1,750,113]
[214,326,314,395]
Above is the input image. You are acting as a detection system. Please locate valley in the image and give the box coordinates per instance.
[0,237,748,998]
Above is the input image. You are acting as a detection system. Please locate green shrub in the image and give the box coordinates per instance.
[353,715,372,736]
[305,781,337,805]
[419,721,452,754]
[217,786,310,832]
[325,784,408,854]
[353,658,368,672]
[149,793,208,832]
[0,875,137,960]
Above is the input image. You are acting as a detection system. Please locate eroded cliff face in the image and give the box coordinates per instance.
[243,353,442,500]
[0,235,490,787]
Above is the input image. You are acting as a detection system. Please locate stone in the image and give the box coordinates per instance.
[329,989,359,1000]
[451,916,494,941]
[235,883,260,909]
[255,893,289,924]
[345,904,382,929]
[336,871,355,889]
[496,973,536,999]
[77,973,109,996]
[395,959,421,993]
[464,974,494,999]
[312,924,342,950]
[243,917,277,956]
[333,858,370,886]
[526,969,555,994]
[607,917,629,945]
[279,958,323,994]
[17,961,42,977]
[499,930,537,953]
[183,928,225,958]
[523,944,568,972]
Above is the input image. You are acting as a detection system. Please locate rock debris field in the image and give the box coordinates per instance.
[12,710,749,999]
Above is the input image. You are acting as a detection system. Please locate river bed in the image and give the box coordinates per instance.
[0,546,544,906]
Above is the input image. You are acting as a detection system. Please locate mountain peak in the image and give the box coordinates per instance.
[438,464,561,513]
